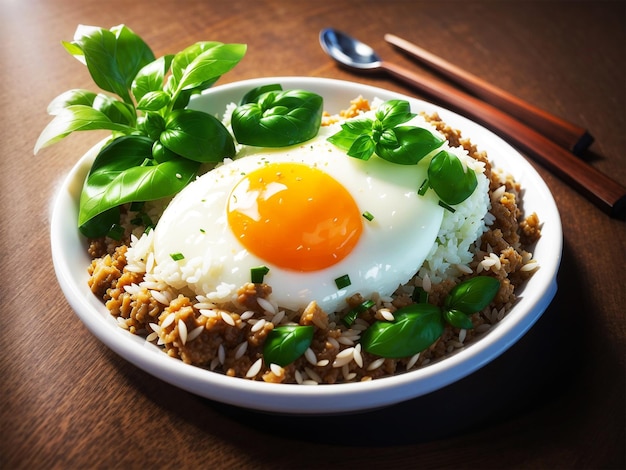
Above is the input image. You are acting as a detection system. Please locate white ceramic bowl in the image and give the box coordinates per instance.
[50,77,562,414]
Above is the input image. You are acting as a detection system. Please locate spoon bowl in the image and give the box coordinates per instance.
[319,28,382,70]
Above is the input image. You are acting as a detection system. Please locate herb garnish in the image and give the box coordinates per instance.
[231,84,323,147]
[342,299,375,327]
[334,274,352,290]
[327,99,479,208]
[35,24,246,238]
[362,211,375,221]
[263,325,314,367]
[360,276,500,358]
[251,265,270,284]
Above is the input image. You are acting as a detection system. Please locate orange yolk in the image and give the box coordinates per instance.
[227,162,363,272]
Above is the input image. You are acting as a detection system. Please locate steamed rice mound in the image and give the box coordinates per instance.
[86,97,541,384]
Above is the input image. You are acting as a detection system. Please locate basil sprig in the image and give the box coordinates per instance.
[231,85,323,147]
[327,99,443,164]
[35,24,246,237]
[263,325,314,367]
[327,99,479,208]
[361,276,500,358]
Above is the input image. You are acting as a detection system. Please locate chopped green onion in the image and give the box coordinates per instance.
[131,212,153,227]
[362,211,375,221]
[199,228,206,233]
[107,224,125,240]
[129,201,145,211]
[251,265,270,283]
[412,286,429,303]
[438,200,456,213]
[418,179,429,196]
[141,213,153,227]
[170,252,185,261]
[342,299,375,327]
[334,274,352,289]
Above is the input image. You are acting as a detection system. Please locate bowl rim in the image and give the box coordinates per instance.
[50,76,562,414]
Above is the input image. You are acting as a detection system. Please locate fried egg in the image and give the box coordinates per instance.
[152,119,445,313]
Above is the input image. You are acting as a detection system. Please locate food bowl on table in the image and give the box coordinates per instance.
[50,77,562,414]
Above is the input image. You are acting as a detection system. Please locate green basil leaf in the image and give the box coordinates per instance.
[137,90,171,111]
[47,89,97,114]
[137,112,166,140]
[347,134,376,160]
[109,25,156,91]
[169,42,246,96]
[69,25,155,103]
[342,117,374,135]
[131,54,174,102]
[361,303,444,358]
[160,109,235,162]
[327,118,374,153]
[168,41,220,91]
[443,309,474,329]
[34,105,134,154]
[231,89,323,147]
[445,276,500,314]
[79,135,200,229]
[327,128,360,152]
[263,325,314,367]
[92,94,135,126]
[375,99,415,128]
[378,128,399,148]
[152,141,178,163]
[62,39,85,64]
[428,150,478,205]
[239,84,283,105]
[78,207,120,238]
[375,126,444,165]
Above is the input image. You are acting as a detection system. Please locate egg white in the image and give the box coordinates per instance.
[151,116,446,313]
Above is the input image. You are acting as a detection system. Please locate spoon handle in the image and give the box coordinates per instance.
[380,61,625,219]
[384,34,592,156]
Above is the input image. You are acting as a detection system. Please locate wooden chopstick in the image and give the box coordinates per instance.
[377,59,626,220]
[384,33,593,156]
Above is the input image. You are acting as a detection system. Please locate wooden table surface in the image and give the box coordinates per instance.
[1,0,624,468]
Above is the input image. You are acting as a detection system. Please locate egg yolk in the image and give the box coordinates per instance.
[227,162,363,272]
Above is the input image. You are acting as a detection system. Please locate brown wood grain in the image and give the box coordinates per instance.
[1,0,624,468]
[384,33,593,155]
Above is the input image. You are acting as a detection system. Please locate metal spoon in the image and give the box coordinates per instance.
[320,28,470,97]
[318,28,626,219]
[319,27,523,128]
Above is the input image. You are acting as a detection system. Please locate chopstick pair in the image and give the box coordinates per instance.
[383,34,625,220]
